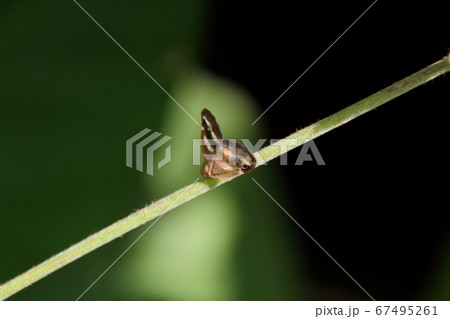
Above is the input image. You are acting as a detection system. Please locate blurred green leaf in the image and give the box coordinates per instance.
[115,69,307,300]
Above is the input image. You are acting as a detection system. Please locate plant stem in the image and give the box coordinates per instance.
[1,55,449,300]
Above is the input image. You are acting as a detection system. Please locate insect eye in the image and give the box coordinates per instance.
[236,158,245,168]
[237,159,252,171]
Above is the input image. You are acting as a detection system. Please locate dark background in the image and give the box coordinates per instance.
[205,1,450,300]
[1,0,449,300]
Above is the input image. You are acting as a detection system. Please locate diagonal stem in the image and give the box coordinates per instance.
[1,55,449,300]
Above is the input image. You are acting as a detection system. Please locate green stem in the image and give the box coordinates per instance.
[1,56,449,300]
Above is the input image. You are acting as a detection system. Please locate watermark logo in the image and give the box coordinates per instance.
[126,132,324,176]
[274,139,326,166]
[126,128,172,176]
[193,138,325,166]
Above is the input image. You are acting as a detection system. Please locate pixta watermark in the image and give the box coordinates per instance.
[126,130,325,176]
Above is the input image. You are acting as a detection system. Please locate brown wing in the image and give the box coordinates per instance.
[201,108,223,157]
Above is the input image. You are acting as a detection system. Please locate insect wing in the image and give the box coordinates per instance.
[201,108,223,158]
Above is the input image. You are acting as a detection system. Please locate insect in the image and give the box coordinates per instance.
[201,108,257,179]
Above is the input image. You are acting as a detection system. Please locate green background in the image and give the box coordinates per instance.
[0,0,306,300]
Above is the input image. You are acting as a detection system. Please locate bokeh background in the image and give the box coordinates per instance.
[1,1,449,300]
